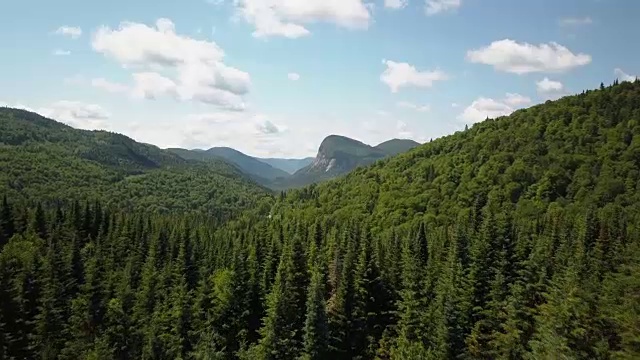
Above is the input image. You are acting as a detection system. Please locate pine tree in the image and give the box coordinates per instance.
[352,227,394,358]
[0,195,15,249]
[34,245,66,359]
[392,235,427,358]
[254,235,307,360]
[327,228,357,359]
[431,238,471,359]
[300,264,329,360]
[61,241,106,359]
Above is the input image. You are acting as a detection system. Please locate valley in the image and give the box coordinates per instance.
[168,135,420,190]
[1,81,640,359]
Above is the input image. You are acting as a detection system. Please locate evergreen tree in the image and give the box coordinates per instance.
[300,264,329,360]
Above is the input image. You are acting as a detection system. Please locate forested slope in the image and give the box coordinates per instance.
[1,81,640,360]
[0,108,270,217]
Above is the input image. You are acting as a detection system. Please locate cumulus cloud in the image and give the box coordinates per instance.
[232,0,372,38]
[256,119,284,134]
[39,101,110,130]
[615,68,636,82]
[91,18,250,110]
[425,0,461,15]
[0,99,108,130]
[536,77,564,93]
[131,72,178,100]
[149,111,290,154]
[53,49,71,56]
[397,101,431,112]
[466,39,591,74]
[504,93,531,106]
[288,72,300,81]
[535,78,568,100]
[91,78,129,93]
[385,0,408,9]
[459,93,530,124]
[559,17,592,26]
[381,60,448,93]
[55,26,82,39]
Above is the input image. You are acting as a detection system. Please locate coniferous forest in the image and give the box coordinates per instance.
[2,81,640,359]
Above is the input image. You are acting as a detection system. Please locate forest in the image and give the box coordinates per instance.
[1,80,640,359]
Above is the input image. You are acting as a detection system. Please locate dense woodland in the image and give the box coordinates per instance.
[1,80,640,359]
[0,108,270,219]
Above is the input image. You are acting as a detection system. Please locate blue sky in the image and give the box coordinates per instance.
[0,0,638,157]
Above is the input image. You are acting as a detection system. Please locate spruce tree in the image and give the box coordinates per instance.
[301,264,329,360]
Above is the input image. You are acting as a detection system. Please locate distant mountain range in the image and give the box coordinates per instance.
[169,136,421,189]
[281,136,420,188]
[257,157,314,174]
[167,147,291,183]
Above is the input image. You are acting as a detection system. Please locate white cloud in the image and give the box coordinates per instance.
[55,26,82,39]
[131,72,178,100]
[91,78,129,93]
[451,102,459,108]
[256,119,284,134]
[39,101,110,130]
[425,0,461,15]
[396,120,413,138]
[288,72,300,81]
[504,92,531,106]
[615,68,636,83]
[397,101,431,112]
[381,60,448,93]
[466,39,592,74]
[232,0,372,38]
[385,0,408,9]
[53,49,71,56]
[536,77,564,93]
[559,17,592,26]
[92,18,250,110]
[459,93,530,124]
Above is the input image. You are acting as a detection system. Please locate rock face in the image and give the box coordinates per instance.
[298,135,386,176]
[281,135,420,188]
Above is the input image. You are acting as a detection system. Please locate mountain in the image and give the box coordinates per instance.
[281,135,417,188]
[0,107,269,217]
[168,147,290,183]
[375,138,421,156]
[2,81,640,360]
[170,137,418,190]
[256,157,314,174]
[252,80,640,357]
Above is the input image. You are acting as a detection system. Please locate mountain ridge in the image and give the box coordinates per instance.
[0,107,269,217]
[282,135,420,188]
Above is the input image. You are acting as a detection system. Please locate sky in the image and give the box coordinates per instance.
[0,0,638,158]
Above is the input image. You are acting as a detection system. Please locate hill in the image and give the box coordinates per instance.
[247,80,640,358]
[256,157,314,174]
[281,135,416,188]
[0,107,270,218]
[170,136,419,190]
[375,138,421,156]
[168,147,290,183]
[2,81,640,360]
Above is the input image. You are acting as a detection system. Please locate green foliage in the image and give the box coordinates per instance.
[0,108,270,219]
[1,81,640,360]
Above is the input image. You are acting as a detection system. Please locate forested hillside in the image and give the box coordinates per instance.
[1,81,640,359]
[0,108,269,218]
[168,147,290,184]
